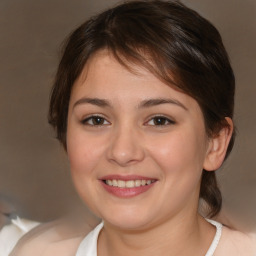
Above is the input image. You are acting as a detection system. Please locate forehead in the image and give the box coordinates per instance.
[70,50,200,113]
[77,48,181,88]
[73,50,174,95]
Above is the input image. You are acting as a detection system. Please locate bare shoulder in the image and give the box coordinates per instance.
[10,217,99,256]
[215,225,256,256]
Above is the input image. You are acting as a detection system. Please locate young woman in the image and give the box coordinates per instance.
[10,1,256,255]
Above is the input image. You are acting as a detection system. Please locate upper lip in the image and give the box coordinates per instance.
[100,175,157,181]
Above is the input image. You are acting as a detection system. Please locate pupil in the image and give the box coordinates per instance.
[93,117,103,125]
[154,117,165,125]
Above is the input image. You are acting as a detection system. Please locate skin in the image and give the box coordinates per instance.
[66,50,232,255]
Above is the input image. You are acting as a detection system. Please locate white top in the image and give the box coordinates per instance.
[0,216,39,256]
[76,222,104,256]
[76,219,222,256]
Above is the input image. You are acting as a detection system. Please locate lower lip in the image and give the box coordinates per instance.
[101,181,156,198]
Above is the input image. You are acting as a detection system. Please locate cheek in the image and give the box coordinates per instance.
[66,126,105,177]
[148,129,207,179]
[147,131,207,210]
[66,126,107,212]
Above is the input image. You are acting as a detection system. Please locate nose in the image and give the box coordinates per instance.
[107,124,145,166]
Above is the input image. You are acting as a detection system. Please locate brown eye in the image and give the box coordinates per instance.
[147,116,175,126]
[92,117,105,125]
[82,116,110,126]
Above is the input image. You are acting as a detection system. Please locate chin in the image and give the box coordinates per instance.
[98,208,157,231]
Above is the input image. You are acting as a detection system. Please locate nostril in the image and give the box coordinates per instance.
[107,138,145,166]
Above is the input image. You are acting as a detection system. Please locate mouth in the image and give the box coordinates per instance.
[100,176,158,198]
[103,179,157,188]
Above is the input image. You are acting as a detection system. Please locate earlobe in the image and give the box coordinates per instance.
[203,117,233,171]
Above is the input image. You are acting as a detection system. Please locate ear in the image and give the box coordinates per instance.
[203,117,233,171]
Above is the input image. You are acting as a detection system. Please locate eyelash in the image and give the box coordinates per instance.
[81,115,175,127]
[146,115,175,126]
[81,115,110,126]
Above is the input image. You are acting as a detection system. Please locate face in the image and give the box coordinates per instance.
[67,50,212,231]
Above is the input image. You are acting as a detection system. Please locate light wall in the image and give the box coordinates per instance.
[1,0,256,232]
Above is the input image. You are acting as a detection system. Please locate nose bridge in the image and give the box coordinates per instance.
[107,120,144,166]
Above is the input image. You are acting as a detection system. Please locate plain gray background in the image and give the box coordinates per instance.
[1,0,256,232]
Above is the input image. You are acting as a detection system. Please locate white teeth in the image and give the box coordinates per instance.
[106,180,112,186]
[105,179,155,188]
[135,180,141,187]
[126,180,135,188]
[112,179,118,186]
[117,180,126,188]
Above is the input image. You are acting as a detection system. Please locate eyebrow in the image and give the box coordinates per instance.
[138,98,188,110]
[73,97,188,110]
[73,98,110,109]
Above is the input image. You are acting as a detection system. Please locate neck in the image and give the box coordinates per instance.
[98,214,215,256]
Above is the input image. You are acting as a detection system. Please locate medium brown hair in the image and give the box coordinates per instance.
[48,0,235,217]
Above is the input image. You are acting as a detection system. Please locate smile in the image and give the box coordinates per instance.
[104,179,156,188]
[100,176,157,198]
